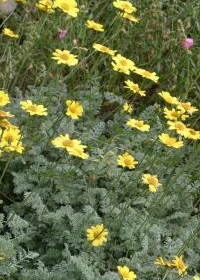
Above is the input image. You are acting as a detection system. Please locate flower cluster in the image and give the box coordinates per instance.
[0,91,24,154]
[155,255,188,276]
[36,0,79,17]
[158,91,199,148]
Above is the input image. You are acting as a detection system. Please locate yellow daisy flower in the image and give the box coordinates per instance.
[113,0,136,13]
[120,12,139,23]
[126,118,150,131]
[86,20,104,32]
[117,265,137,280]
[163,107,189,121]
[36,0,56,13]
[55,0,79,17]
[20,100,47,116]
[134,68,159,83]
[1,127,21,147]
[172,256,188,276]
[117,152,138,169]
[0,90,10,107]
[177,102,198,115]
[123,103,133,113]
[2,28,18,38]
[86,224,108,247]
[0,119,14,129]
[142,174,162,192]
[183,128,200,140]
[93,43,116,56]
[4,141,24,154]
[52,49,78,66]
[154,256,173,267]
[66,100,83,120]
[0,110,14,118]
[193,276,200,280]
[158,91,179,105]
[51,134,89,159]
[112,55,135,75]
[124,80,146,96]
[167,121,187,136]
[159,133,183,148]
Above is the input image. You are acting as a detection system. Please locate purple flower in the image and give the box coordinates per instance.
[58,29,68,40]
[182,38,194,50]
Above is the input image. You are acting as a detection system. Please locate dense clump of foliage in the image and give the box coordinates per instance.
[0,0,199,279]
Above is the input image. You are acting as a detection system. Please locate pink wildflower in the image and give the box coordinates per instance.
[182,38,194,50]
[58,29,68,39]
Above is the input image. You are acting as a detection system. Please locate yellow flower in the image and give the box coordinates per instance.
[0,119,14,129]
[183,128,200,140]
[120,12,139,23]
[172,256,188,276]
[126,118,150,131]
[163,107,189,121]
[158,91,179,105]
[167,121,187,136]
[86,224,108,247]
[20,100,47,116]
[117,152,138,169]
[117,265,137,280]
[154,256,173,267]
[4,141,24,154]
[142,174,161,192]
[51,134,89,159]
[134,68,159,83]
[93,43,116,56]
[123,103,133,113]
[36,0,56,13]
[113,0,136,13]
[124,80,145,96]
[1,127,21,147]
[2,28,18,38]
[86,20,104,32]
[177,102,198,115]
[55,0,79,17]
[66,100,83,120]
[193,276,200,280]
[52,49,78,66]
[112,55,135,75]
[0,110,14,118]
[0,91,10,107]
[159,133,183,148]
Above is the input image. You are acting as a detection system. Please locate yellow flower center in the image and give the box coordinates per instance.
[124,158,132,165]
[189,129,196,135]
[167,139,175,145]
[177,259,185,269]
[28,105,37,112]
[60,53,70,60]
[135,121,143,127]
[93,228,102,240]
[69,105,77,113]
[119,59,128,66]
[171,111,179,117]
[100,46,108,52]
[175,123,185,130]
[62,140,74,147]
[4,133,15,142]
[147,177,157,186]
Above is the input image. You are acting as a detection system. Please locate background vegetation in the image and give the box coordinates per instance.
[0,0,199,279]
